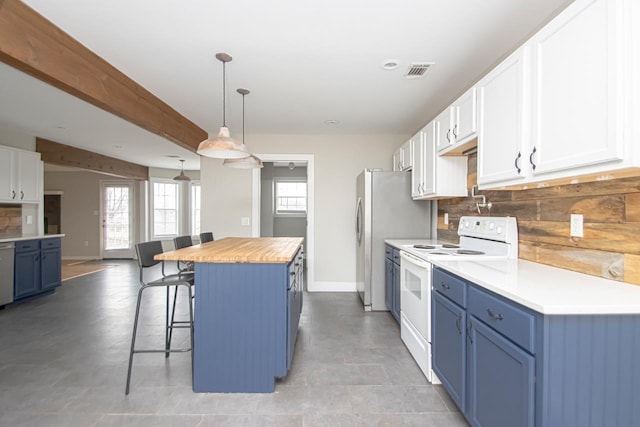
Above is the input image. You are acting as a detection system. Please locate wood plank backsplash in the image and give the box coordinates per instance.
[437,154,640,285]
[0,205,22,237]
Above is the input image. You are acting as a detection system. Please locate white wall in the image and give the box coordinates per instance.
[200,133,406,291]
[0,121,35,151]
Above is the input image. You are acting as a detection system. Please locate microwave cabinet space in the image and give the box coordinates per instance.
[431,266,640,427]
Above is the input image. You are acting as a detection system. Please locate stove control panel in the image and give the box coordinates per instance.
[458,216,518,243]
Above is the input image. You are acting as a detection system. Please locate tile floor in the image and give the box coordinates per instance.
[0,260,467,426]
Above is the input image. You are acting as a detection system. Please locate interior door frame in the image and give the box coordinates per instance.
[100,179,135,259]
[251,154,315,291]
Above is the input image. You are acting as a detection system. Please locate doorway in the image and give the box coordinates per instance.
[100,181,134,259]
[252,154,314,291]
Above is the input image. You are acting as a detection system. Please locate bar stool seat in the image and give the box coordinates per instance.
[125,240,194,395]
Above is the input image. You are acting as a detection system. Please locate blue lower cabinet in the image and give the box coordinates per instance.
[391,258,400,322]
[384,245,400,323]
[385,256,393,312]
[14,249,41,299]
[14,238,62,301]
[467,316,535,427]
[432,266,640,427]
[432,291,466,412]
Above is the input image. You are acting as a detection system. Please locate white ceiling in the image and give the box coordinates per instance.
[3,0,573,171]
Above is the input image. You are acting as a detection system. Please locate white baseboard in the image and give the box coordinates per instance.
[62,256,100,261]
[308,281,356,292]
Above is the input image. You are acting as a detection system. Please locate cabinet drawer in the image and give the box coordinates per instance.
[392,248,401,265]
[15,239,39,253]
[468,286,535,353]
[385,245,393,260]
[432,267,467,307]
[41,238,61,249]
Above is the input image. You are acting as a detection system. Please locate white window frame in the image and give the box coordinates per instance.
[274,178,307,217]
[150,178,180,239]
[190,181,201,236]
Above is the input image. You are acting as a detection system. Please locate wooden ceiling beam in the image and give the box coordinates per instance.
[37,138,149,180]
[0,0,206,152]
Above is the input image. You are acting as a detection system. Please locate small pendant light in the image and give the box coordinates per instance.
[224,88,263,169]
[197,53,250,159]
[173,159,191,181]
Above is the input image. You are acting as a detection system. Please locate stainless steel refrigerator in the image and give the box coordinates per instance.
[356,169,432,311]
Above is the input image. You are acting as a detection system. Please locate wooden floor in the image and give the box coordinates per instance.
[61,260,117,281]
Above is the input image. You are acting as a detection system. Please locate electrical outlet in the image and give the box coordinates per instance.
[241,217,250,226]
[570,214,583,238]
[444,213,449,225]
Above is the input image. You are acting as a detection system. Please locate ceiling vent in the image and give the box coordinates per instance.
[405,62,434,79]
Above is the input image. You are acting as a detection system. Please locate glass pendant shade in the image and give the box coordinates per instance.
[197,126,250,159]
[223,154,264,169]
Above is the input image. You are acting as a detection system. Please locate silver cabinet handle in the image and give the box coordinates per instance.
[456,314,462,335]
[452,124,458,138]
[529,146,537,171]
[487,308,503,321]
[514,152,522,174]
[440,282,450,290]
[467,320,473,344]
[20,190,24,200]
[446,129,451,142]
[11,190,16,199]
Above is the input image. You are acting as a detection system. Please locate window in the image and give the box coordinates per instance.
[153,181,179,237]
[191,182,201,235]
[275,179,307,215]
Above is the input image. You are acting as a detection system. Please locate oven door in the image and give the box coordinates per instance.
[400,251,431,340]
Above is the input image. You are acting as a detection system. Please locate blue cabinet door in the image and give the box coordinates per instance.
[432,291,466,412]
[385,257,393,312]
[14,250,40,299]
[468,317,535,427]
[41,247,61,290]
[392,260,401,322]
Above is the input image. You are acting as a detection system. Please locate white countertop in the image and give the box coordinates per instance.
[430,258,640,315]
[0,234,65,244]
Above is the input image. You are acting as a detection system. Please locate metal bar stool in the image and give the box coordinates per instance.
[199,232,214,243]
[125,241,194,395]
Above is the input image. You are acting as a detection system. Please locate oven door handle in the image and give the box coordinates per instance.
[400,251,431,269]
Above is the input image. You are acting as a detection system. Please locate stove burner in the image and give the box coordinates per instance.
[456,249,485,255]
[442,244,460,249]
[428,252,450,255]
[413,245,436,250]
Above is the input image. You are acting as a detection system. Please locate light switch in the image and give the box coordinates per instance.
[26,215,33,225]
[444,213,449,225]
[241,217,250,226]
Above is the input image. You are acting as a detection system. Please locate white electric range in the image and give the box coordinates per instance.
[399,216,518,383]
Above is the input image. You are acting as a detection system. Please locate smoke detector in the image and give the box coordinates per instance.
[405,62,434,79]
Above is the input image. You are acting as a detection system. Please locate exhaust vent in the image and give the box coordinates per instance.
[405,62,434,79]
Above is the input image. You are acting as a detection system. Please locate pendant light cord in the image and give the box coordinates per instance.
[242,92,245,144]
[222,60,226,127]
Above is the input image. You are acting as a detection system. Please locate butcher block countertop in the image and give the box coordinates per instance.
[155,237,304,264]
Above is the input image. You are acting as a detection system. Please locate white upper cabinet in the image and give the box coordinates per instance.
[0,145,42,204]
[529,0,624,176]
[477,47,530,187]
[394,138,414,171]
[412,121,467,200]
[478,0,636,189]
[437,87,478,156]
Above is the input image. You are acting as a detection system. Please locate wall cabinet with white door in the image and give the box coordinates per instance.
[412,121,467,200]
[436,87,478,156]
[0,145,42,203]
[393,138,414,171]
[478,0,638,190]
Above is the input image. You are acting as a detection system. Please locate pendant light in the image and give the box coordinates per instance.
[173,159,191,181]
[197,53,250,159]
[224,88,264,169]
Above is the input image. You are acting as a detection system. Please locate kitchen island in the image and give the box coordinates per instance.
[156,237,304,393]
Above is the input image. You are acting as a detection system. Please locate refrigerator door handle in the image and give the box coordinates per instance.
[356,197,363,246]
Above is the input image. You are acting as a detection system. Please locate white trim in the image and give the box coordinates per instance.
[100,180,135,259]
[252,154,315,291]
[149,177,181,239]
[44,190,64,195]
[62,256,101,261]
[311,281,357,292]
